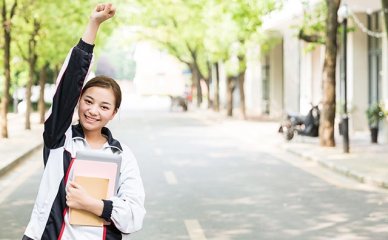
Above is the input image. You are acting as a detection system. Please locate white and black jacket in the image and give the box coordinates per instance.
[23,39,146,240]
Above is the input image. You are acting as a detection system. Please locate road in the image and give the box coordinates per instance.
[1,106,388,239]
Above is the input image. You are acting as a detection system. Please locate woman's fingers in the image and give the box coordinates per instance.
[108,6,116,17]
[100,3,115,18]
[69,181,80,189]
[104,3,112,13]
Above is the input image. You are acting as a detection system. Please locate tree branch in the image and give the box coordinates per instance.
[298,29,325,44]
[165,42,190,65]
[10,0,17,19]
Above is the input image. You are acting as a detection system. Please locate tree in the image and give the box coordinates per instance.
[298,0,340,147]
[0,0,17,138]
[213,0,276,118]
[15,10,40,130]
[132,0,210,107]
[202,0,237,113]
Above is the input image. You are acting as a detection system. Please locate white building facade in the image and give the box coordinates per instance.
[244,0,388,141]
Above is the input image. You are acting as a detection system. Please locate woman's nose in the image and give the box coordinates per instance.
[88,105,99,115]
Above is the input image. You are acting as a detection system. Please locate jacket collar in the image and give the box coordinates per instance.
[72,123,123,152]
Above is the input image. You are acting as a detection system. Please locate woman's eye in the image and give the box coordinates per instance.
[102,106,109,110]
[85,100,92,104]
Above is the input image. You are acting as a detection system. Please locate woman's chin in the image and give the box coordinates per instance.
[80,121,100,132]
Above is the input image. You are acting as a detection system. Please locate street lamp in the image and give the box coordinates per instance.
[338,4,350,153]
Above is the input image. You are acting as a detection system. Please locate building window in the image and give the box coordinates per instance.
[368,11,382,104]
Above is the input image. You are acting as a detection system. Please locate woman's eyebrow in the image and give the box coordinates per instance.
[101,101,113,106]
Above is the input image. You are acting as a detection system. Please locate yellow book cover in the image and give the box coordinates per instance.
[69,176,109,226]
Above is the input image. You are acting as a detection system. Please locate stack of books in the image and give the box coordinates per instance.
[69,150,122,227]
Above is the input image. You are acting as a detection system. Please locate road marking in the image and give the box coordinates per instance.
[185,219,207,240]
[164,171,177,185]
[0,159,41,205]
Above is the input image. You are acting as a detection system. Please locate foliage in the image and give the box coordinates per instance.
[298,1,327,44]
[129,0,277,78]
[0,0,280,103]
[366,102,387,128]
[222,0,277,74]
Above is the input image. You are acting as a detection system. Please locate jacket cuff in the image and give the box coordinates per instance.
[100,200,113,222]
[77,39,94,53]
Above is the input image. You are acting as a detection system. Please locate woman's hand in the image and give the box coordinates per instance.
[66,181,104,216]
[90,3,116,25]
[66,181,90,210]
[82,3,116,44]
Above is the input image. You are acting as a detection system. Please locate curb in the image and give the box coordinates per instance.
[0,143,43,177]
[284,147,388,190]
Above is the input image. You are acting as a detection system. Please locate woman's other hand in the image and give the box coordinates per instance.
[66,181,91,210]
[66,181,104,216]
[90,3,116,24]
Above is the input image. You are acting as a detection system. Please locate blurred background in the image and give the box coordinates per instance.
[1,0,388,239]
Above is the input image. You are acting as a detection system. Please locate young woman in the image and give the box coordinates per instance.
[23,3,145,240]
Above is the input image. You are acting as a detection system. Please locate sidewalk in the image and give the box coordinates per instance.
[0,113,43,176]
[282,132,388,189]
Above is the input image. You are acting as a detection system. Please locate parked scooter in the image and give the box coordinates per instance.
[278,105,320,141]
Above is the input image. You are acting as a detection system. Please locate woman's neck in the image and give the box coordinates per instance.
[84,130,107,149]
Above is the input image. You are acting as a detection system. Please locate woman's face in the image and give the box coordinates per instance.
[78,86,117,133]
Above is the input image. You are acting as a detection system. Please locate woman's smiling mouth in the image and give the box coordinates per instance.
[84,114,99,122]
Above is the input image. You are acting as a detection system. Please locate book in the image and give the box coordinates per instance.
[69,176,109,226]
[69,150,122,226]
[75,150,122,195]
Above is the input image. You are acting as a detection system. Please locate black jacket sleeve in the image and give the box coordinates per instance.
[43,39,94,149]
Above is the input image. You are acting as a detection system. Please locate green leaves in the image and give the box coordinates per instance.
[298,1,328,46]
[366,102,387,128]
[128,0,277,76]
[1,0,279,88]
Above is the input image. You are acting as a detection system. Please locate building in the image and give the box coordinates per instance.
[244,0,388,141]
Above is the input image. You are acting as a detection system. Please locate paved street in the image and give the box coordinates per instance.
[1,105,388,239]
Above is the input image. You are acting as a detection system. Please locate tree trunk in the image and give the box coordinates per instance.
[25,60,33,130]
[213,62,220,112]
[1,0,17,138]
[1,5,11,138]
[38,65,47,124]
[189,63,202,107]
[205,61,212,109]
[204,77,211,108]
[226,76,235,117]
[187,48,205,108]
[238,71,246,120]
[25,25,38,130]
[1,31,10,137]
[319,0,340,147]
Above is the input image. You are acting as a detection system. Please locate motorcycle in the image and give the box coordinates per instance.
[278,105,320,141]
